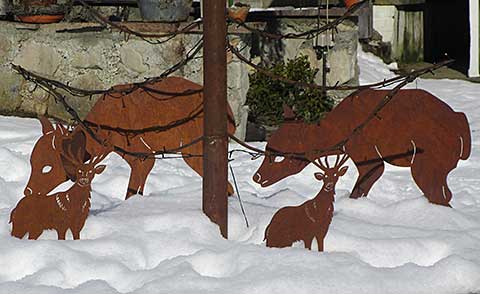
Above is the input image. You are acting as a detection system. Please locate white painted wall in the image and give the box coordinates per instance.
[373,5,397,44]
[469,0,479,77]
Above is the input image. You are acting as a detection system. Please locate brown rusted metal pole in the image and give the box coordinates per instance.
[202,0,228,238]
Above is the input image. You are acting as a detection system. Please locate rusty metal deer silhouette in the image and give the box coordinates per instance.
[253,88,471,207]
[10,132,108,240]
[264,154,349,251]
[24,77,236,200]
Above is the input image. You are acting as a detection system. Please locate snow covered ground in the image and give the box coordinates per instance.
[0,50,479,294]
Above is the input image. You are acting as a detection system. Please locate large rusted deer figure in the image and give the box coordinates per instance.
[24,77,236,199]
[265,154,349,251]
[253,88,471,206]
[11,133,108,240]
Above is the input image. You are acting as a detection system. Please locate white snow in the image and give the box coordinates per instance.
[0,49,479,294]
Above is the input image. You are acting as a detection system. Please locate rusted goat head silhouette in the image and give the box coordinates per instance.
[24,116,88,197]
[10,142,108,240]
[264,154,349,251]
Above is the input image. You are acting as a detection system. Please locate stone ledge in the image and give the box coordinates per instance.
[0,20,254,34]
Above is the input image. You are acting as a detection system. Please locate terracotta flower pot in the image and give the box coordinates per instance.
[17,14,63,23]
[14,0,65,24]
[227,6,250,23]
[344,0,359,9]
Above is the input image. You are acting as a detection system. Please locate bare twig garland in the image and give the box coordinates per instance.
[78,0,203,45]
[228,59,453,161]
[11,37,204,98]
[12,56,452,161]
[10,0,452,163]
[83,105,204,136]
[41,81,205,159]
[228,42,454,92]
[12,49,209,160]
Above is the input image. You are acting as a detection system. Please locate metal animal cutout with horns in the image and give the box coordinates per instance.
[264,154,349,251]
[10,132,110,240]
[24,77,236,201]
[253,88,471,207]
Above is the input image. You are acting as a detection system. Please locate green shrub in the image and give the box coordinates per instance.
[246,56,334,126]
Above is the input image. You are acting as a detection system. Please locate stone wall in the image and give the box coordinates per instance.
[0,21,250,138]
[0,17,358,140]
[253,18,359,98]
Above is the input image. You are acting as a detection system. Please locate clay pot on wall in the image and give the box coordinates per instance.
[15,0,65,23]
[344,0,359,9]
[137,0,193,22]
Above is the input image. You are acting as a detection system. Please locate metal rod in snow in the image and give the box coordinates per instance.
[229,165,249,228]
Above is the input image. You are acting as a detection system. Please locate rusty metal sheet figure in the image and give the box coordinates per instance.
[265,154,349,251]
[10,132,109,240]
[253,88,471,207]
[24,77,236,200]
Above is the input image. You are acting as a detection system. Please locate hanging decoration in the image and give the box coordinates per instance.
[314,0,335,98]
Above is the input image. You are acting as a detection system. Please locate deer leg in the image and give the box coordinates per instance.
[124,155,155,200]
[11,225,27,239]
[350,159,385,199]
[304,236,314,250]
[72,230,81,240]
[56,228,67,240]
[28,229,42,240]
[316,237,324,252]
[411,160,452,207]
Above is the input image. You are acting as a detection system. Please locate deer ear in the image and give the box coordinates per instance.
[39,116,54,135]
[55,122,68,135]
[60,154,78,182]
[282,104,296,120]
[314,172,324,181]
[338,166,348,176]
[95,165,106,175]
[60,131,87,181]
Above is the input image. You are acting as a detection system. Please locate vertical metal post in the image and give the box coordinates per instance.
[322,49,328,98]
[202,0,228,238]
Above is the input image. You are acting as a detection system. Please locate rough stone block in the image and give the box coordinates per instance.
[120,44,149,75]
[13,41,61,76]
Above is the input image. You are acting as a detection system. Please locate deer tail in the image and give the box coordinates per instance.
[457,113,471,160]
[263,223,270,242]
[9,208,15,224]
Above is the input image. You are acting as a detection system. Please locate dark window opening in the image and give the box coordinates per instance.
[424,0,470,74]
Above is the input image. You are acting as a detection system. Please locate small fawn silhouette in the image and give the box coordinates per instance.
[10,138,108,240]
[264,154,349,251]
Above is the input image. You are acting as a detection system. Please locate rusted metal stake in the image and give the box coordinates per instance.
[202,0,228,238]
